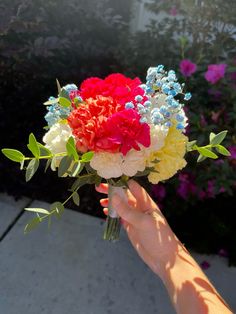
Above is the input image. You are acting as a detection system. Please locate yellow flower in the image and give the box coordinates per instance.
[147,126,188,184]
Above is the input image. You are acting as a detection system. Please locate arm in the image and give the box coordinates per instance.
[96,180,232,314]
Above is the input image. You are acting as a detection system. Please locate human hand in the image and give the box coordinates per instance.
[96,180,184,279]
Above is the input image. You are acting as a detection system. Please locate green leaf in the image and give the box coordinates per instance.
[70,161,82,177]
[95,175,102,187]
[186,140,197,152]
[81,151,94,162]
[179,36,188,46]
[44,159,52,173]
[25,159,40,182]
[43,98,59,106]
[66,137,78,160]
[58,156,73,177]
[24,216,41,234]
[27,133,40,158]
[197,147,218,159]
[37,142,52,157]
[210,130,228,145]
[56,79,61,94]
[50,201,64,217]
[135,168,153,177]
[59,97,71,108]
[72,192,80,206]
[197,154,207,163]
[59,88,71,100]
[209,132,216,142]
[70,174,96,191]
[25,207,50,214]
[2,149,25,162]
[216,145,231,156]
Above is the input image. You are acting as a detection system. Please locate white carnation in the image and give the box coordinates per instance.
[90,149,147,179]
[90,153,123,179]
[122,149,146,176]
[43,122,72,170]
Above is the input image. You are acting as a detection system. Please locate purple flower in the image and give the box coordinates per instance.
[204,64,227,84]
[229,146,236,159]
[169,6,177,16]
[177,173,197,199]
[218,248,228,258]
[219,187,226,194]
[200,114,207,128]
[200,261,210,270]
[206,180,216,198]
[180,59,197,77]
[198,190,207,200]
[214,159,224,165]
[208,89,222,100]
[151,184,166,200]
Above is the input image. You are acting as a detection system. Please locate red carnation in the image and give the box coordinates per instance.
[79,73,146,106]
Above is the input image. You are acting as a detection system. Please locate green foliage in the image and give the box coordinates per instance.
[1,149,25,163]
[58,156,73,177]
[66,137,79,161]
[24,217,41,234]
[25,159,40,182]
[81,151,94,162]
[27,133,40,158]
[58,97,71,108]
[25,208,50,214]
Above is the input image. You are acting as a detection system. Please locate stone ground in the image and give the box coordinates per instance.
[0,194,235,314]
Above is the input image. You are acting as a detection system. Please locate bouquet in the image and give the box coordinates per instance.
[2,65,230,240]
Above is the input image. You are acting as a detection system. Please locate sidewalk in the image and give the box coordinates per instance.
[0,194,235,314]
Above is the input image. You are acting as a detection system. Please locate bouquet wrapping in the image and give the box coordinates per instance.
[2,65,230,240]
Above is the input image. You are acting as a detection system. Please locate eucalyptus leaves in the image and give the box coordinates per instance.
[2,133,98,233]
[187,130,230,162]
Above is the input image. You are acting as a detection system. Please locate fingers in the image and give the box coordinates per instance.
[128,179,160,213]
[103,208,108,215]
[100,198,108,207]
[112,194,144,227]
[95,183,108,194]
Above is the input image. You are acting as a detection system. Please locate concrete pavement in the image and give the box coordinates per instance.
[0,195,235,314]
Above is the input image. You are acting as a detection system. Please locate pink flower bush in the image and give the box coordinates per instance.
[180,59,197,77]
[204,64,227,84]
[169,6,177,16]
[177,173,197,199]
[229,146,236,159]
[151,184,166,200]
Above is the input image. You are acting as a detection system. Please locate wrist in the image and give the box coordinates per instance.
[154,241,189,282]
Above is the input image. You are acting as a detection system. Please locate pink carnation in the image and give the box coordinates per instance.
[104,109,150,155]
[204,64,227,84]
[180,59,197,77]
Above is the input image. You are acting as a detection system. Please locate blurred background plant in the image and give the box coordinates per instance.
[1,0,235,264]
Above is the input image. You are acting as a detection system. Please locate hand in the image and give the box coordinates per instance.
[96,179,184,278]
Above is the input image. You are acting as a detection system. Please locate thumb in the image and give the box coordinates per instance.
[112,193,144,227]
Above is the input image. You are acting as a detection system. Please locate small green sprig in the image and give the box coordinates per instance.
[1,133,97,233]
[187,130,231,162]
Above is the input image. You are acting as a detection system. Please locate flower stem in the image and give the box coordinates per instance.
[103,216,121,241]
